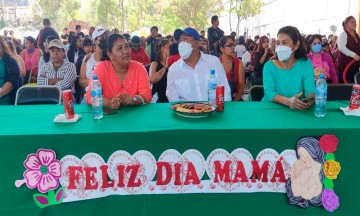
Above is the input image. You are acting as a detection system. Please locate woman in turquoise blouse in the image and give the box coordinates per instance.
[0,37,20,105]
[262,26,315,110]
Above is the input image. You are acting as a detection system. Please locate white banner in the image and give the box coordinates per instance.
[59,148,296,203]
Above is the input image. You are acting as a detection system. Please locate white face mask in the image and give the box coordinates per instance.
[178,41,193,60]
[275,45,294,62]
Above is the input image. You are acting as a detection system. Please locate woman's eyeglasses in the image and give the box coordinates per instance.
[225,44,235,48]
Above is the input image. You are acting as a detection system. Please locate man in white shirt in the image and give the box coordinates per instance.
[166,27,231,102]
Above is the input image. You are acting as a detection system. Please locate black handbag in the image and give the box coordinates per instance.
[228,62,236,100]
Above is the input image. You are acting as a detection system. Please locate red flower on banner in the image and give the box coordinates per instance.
[320,135,339,153]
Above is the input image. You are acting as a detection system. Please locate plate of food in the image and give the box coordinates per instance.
[170,102,215,118]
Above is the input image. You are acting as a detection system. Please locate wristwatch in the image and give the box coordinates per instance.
[131,96,138,104]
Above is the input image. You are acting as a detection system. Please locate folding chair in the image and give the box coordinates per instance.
[249,85,264,101]
[15,85,62,105]
[28,66,39,84]
[355,72,360,85]
[19,76,23,88]
[327,84,353,101]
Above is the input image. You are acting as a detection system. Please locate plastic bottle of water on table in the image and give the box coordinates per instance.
[208,69,217,107]
[315,73,327,117]
[91,75,103,119]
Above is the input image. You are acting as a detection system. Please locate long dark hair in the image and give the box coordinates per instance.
[218,35,234,54]
[342,16,356,32]
[67,35,85,63]
[68,31,76,44]
[286,137,325,208]
[101,34,126,61]
[245,39,255,51]
[0,37,12,57]
[6,40,15,54]
[155,38,169,63]
[257,36,269,55]
[25,36,36,48]
[308,34,322,46]
[277,26,307,60]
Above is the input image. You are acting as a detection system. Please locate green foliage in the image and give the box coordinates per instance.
[0,19,6,29]
[166,0,223,31]
[96,0,120,29]
[30,0,81,31]
[228,0,264,34]
[31,0,227,34]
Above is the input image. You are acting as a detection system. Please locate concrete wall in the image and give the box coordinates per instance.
[220,0,359,38]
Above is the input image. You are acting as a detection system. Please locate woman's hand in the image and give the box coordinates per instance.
[288,92,309,110]
[305,95,315,108]
[353,54,360,61]
[264,47,269,55]
[118,93,133,106]
[165,57,169,69]
[84,53,92,62]
[111,94,122,109]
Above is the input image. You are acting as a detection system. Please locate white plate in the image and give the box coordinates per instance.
[170,103,215,118]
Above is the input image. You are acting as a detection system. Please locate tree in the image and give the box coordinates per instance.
[32,0,81,31]
[0,19,6,29]
[96,0,119,29]
[31,0,226,35]
[166,0,223,31]
[228,0,263,35]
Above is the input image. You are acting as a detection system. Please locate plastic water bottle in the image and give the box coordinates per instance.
[91,75,103,119]
[208,69,217,107]
[315,73,327,117]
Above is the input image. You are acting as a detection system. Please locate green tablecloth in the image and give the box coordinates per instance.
[0,101,359,215]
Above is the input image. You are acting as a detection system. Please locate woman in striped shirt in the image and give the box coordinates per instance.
[37,39,76,93]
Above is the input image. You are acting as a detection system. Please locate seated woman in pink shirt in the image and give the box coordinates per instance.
[307,34,338,83]
[86,34,152,109]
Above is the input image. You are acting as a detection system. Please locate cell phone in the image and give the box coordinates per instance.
[302,96,315,103]
[103,107,116,115]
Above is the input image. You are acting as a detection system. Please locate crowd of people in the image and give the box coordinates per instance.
[0,15,359,110]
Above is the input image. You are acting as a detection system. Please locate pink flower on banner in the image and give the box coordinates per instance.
[23,149,61,193]
[322,189,340,212]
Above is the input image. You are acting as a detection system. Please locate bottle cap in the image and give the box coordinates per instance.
[319,73,325,79]
[93,75,98,80]
[210,69,215,75]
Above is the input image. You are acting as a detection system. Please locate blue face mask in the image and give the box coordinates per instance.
[275,45,294,62]
[311,44,322,53]
[27,47,35,54]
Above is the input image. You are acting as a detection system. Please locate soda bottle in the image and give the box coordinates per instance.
[208,69,217,107]
[91,75,103,119]
[315,73,327,117]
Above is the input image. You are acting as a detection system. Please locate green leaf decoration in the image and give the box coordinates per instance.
[33,193,50,209]
[324,177,334,190]
[55,187,65,204]
[325,153,335,161]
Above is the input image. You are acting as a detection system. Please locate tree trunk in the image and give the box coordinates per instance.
[236,16,242,36]
[229,1,232,32]
[119,0,125,33]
